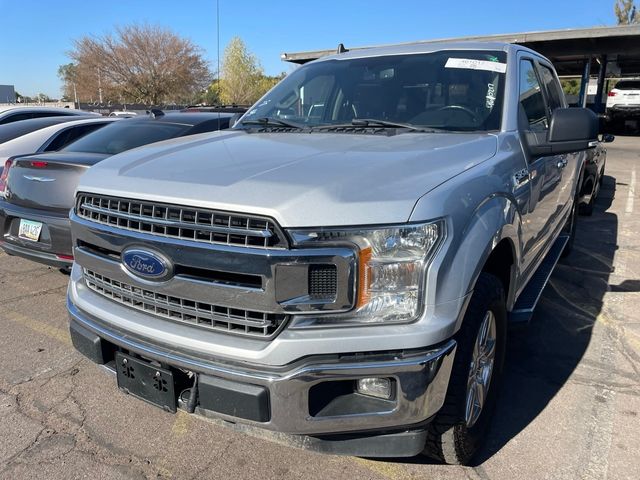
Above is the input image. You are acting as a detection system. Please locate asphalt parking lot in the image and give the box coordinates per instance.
[1,137,639,480]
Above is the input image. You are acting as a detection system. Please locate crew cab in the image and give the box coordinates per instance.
[66,42,598,465]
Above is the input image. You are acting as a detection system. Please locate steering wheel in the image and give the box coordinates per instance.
[436,105,480,123]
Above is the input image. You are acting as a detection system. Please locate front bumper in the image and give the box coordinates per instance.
[68,295,456,453]
[0,199,72,268]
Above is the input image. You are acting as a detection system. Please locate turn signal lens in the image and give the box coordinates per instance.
[357,246,372,308]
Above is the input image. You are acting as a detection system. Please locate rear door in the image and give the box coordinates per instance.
[536,61,580,234]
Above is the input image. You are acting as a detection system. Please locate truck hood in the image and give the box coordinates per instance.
[77,130,497,227]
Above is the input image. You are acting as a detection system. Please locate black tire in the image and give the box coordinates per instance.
[422,273,507,465]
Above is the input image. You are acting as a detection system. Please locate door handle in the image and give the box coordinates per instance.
[557,158,568,169]
[513,168,530,186]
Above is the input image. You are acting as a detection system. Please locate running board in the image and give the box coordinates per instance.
[509,234,569,324]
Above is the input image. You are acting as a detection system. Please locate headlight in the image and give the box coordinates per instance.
[288,221,444,327]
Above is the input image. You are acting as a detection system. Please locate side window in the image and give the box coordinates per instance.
[30,112,59,119]
[538,65,564,111]
[0,112,33,125]
[44,124,104,151]
[519,59,548,132]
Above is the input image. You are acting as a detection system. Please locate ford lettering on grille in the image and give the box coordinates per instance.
[122,248,173,281]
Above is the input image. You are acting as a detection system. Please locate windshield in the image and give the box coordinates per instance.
[62,120,189,155]
[239,50,507,132]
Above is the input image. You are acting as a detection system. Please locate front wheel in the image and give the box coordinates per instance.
[422,273,507,465]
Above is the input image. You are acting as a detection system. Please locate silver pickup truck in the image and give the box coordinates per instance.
[66,42,598,465]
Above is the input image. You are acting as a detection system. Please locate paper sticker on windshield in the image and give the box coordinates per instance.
[445,58,507,74]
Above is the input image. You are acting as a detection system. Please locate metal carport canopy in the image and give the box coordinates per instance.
[281,24,640,76]
[281,25,640,111]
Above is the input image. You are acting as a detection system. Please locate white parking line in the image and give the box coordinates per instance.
[626,168,636,214]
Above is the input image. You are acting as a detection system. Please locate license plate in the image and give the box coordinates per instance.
[115,352,177,413]
[18,219,43,242]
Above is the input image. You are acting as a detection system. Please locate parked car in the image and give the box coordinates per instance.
[0,106,98,125]
[0,116,99,145]
[0,117,117,174]
[606,79,640,128]
[579,135,614,215]
[65,43,598,465]
[0,111,236,269]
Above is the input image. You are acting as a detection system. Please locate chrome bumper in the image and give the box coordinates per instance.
[68,297,456,436]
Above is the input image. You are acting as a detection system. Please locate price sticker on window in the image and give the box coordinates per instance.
[445,58,507,74]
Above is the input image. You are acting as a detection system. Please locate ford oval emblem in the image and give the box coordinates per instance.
[121,248,173,281]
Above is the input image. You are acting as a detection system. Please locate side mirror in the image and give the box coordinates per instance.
[528,108,599,157]
[600,133,615,143]
[229,112,243,128]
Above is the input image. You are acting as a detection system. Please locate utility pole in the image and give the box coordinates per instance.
[98,70,103,104]
[73,82,79,110]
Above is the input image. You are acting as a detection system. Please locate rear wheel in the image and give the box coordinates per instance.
[422,273,507,465]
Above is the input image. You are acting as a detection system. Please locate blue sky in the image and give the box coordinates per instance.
[0,0,618,98]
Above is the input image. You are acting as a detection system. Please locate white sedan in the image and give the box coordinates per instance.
[0,117,118,174]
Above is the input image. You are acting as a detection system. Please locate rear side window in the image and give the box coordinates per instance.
[44,123,107,151]
[538,65,564,111]
[0,112,33,125]
[519,60,548,132]
[615,80,640,90]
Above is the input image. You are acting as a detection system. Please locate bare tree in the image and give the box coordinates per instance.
[615,0,638,24]
[66,24,212,105]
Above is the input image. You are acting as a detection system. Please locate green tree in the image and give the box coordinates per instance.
[219,37,279,105]
[58,63,79,102]
[615,0,638,24]
[560,78,581,96]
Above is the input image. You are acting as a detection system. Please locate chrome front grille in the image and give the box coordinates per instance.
[83,269,287,338]
[76,193,288,249]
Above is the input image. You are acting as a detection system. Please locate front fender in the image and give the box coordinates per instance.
[412,164,524,334]
[426,195,520,324]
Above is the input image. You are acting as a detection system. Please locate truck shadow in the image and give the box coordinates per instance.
[474,173,619,465]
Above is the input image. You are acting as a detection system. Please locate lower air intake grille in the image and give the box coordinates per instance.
[83,269,287,339]
[308,265,338,300]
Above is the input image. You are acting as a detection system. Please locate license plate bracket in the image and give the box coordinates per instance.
[18,219,43,242]
[115,352,177,413]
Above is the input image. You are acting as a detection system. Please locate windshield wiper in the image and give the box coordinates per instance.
[239,117,307,130]
[312,119,442,133]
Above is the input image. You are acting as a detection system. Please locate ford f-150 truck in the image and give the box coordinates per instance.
[66,42,598,465]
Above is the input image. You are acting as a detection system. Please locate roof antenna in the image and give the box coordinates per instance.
[337,43,348,54]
